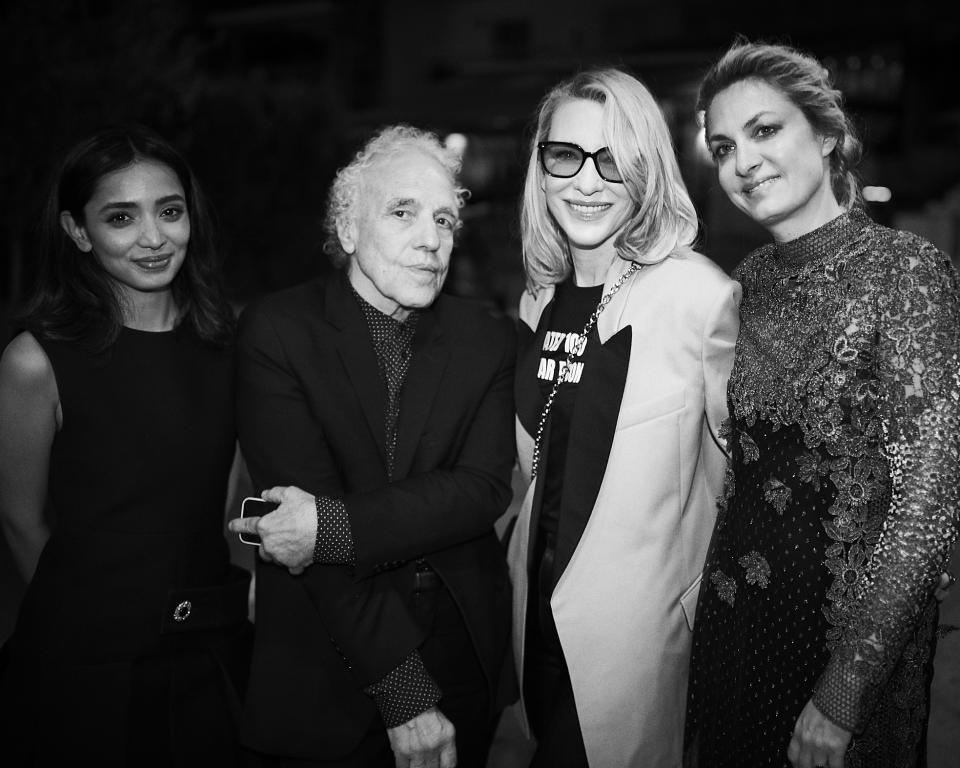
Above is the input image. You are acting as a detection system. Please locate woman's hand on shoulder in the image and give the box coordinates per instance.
[787,699,851,768]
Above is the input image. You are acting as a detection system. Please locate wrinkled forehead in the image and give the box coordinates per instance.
[360,148,458,209]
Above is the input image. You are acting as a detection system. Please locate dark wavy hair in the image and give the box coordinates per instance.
[697,39,863,209]
[18,124,234,350]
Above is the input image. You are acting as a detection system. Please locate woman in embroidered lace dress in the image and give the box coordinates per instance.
[684,41,960,768]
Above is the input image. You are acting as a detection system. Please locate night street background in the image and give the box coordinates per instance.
[1,2,957,764]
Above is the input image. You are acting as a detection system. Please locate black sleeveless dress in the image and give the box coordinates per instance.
[0,324,252,766]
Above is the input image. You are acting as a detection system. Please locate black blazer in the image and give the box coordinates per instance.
[236,271,518,759]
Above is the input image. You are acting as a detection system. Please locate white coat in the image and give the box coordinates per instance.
[508,251,740,767]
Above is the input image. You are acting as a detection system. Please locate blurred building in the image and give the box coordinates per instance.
[212,0,960,294]
[1,0,956,315]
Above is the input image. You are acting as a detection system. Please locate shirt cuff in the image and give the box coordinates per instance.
[313,495,355,565]
[363,651,443,728]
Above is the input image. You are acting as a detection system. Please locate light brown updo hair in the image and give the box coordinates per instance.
[697,40,862,209]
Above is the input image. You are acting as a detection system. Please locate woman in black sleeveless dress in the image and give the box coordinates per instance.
[0,125,252,766]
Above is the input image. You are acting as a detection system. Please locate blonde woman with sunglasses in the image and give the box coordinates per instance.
[506,68,740,767]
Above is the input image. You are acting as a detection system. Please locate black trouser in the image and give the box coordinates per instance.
[524,530,589,768]
[258,566,496,768]
[414,565,499,768]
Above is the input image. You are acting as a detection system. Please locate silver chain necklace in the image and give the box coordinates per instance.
[530,261,642,479]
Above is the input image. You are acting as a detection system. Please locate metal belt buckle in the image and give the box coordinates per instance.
[414,563,440,592]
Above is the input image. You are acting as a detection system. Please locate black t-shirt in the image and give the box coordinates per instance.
[536,280,604,537]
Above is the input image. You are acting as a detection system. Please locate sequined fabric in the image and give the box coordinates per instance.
[685,211,960,767]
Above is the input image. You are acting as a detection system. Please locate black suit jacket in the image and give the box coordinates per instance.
[236,271,518,759]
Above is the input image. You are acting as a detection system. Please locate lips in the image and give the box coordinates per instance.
[132,254,173,270]
[407,265,446,283]
[743,176,779,195]
[567,201,613,219]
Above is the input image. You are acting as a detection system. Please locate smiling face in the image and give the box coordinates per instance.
[61,160,189,305]
[339,148,460,320]
[543,99,632,277]
[706,78,842,242]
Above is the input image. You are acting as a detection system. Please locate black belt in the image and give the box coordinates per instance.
[160,565,250,635]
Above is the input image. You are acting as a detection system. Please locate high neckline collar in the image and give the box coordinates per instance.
[773,210,864,269]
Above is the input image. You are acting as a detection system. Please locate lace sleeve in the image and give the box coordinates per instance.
[813,237,960,732]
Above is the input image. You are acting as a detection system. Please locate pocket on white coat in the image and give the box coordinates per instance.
[617,389,685,430]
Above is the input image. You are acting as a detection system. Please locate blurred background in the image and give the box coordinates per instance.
[2,0,958,320]
[0,0,957,763]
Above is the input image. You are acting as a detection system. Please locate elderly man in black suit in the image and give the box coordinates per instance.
[229,125,517,768]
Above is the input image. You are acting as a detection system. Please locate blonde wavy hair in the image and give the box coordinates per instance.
[521,68,699,292]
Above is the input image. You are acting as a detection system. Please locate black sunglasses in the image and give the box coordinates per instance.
[538,141,624,183]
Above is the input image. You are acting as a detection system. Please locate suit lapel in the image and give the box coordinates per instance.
[393,308,448,480]
[552,324,631,588]
[325,273,390,472]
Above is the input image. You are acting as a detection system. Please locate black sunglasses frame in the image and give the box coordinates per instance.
[537,141,624,183]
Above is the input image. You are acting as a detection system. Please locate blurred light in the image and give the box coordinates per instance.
[694,124,713,165]
[445,133,468,157]
[863,185,892,203]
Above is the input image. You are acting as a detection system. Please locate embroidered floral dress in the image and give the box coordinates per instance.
[684,211,960,767]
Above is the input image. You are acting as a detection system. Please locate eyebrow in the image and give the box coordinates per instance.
[385,197,459,220]
[707,111,774,143]
[96,193,186,214]
[385,197,418,210]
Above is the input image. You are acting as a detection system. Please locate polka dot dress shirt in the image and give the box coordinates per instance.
[313,287,440,727]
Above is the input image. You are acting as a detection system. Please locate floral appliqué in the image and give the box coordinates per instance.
[739,431,760,463]
[763,477,792,514]
[796,451,831,490]
[716,416,733,453]
[832,457,880,508]
[710,570,737,607]
[738,550,771,588]
[824,541,867,607]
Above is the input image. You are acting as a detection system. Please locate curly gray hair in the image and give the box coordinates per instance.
[322,124,468,267]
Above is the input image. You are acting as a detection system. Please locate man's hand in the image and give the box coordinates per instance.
[787,699,851,768]
[227,486,317,575]
[386,707,456,768]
